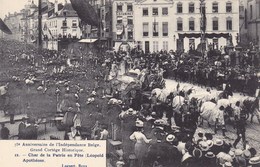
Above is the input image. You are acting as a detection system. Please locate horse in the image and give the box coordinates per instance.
[199,101,218,127]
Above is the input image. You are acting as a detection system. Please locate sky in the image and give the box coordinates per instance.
[0,0,66,19]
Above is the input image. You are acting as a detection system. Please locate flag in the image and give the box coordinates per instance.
[0,18,12,34]
[70,0,99,26]
[48,28,53,39]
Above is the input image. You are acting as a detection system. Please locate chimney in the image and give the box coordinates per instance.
[55,0,58,13]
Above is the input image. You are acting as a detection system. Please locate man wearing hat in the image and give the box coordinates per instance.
[233,116,246,149]
[18,117,27,139]
[215,106,226,137]
[148,119,167,142]
[202,152,217,167]
[249,156,260,167]
[211,139,224,155]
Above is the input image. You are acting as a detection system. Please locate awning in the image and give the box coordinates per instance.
[178,33,230,39]
[78,38,98,43]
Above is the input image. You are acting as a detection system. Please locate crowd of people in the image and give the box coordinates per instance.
[0,38,259,167]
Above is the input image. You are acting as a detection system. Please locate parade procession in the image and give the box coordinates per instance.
[0,0,260,166]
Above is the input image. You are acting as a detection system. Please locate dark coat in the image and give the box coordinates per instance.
[0,127,10,139]
[18,122,26,139]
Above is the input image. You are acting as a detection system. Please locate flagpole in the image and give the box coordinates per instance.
[38,0,42,49]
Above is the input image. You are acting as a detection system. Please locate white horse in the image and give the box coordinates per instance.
[172,95,185,111]
[200,101,218,126]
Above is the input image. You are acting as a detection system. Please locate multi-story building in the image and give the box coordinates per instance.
[45,2,82,50]
[171,0,240,52]
[112,0,135,51]
[134,0,175,53]
[99,0,113,49]
[3,12,25,41]
[247,0,260,48]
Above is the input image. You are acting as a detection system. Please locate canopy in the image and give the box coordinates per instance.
[178,33,230,39]
[0,18,12,34]
[78,38,98,43]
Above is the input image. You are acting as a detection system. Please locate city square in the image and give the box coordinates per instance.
[0,0,260,167]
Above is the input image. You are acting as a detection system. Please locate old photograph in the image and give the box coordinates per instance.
[0,0,259,166]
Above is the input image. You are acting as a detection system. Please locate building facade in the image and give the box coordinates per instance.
[134,0,175,53]
[247,0,260,48]
[112,0,135,51]
[172,0,240,52]
[3,12,26,41]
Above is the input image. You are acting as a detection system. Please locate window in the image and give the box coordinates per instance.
[143,22,149,36]
[213,39,219,50]
[153,41,159,52]
[153,8,158,16]
[128,31,133,39]
[212,2,218,13]
[177,19,183,31]
[162,22,168,36]
[189,19,195,30]
[127,16,133,25]
[212,18,218,31]
[226,18,232,30]
[162,7,168,15]
[163,41,168,51]
[117,4,122,12]
[226,2,232,13]
[72,20,77,27]
[153,22,158,36]
[62,20,67,27]
[117,35,122,40]
[127,4,133,11]
[189,39,195,50]
[117,16,123,24]
[143,8,148,16]
[177,3,183,13]
[189,3,194,13]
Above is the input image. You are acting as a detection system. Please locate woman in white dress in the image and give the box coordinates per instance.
[130,120,152,167]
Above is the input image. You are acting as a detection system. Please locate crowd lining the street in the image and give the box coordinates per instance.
[0,39,259,167]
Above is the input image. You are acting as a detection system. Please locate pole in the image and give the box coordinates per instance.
[200,0,206,58]
[38,0,42,49]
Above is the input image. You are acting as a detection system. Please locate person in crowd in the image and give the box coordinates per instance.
[18,117,27,139]
[99,125,109,140]
[130,120,152,167]
[233,115,246,149]
[215,106,226,137]
[0,123,10,139]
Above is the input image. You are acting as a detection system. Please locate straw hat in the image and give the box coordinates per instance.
[243,150,252,159]
[207,140,214,148]
[205,152,216,159]
[166,134,175,142]
[214,139,224,146]
[193,148,202,159]
[135,120,144,127]
[249,156,260,165]
[224,162,232,167]
[199,141,209,151]
[235,149,243,156]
